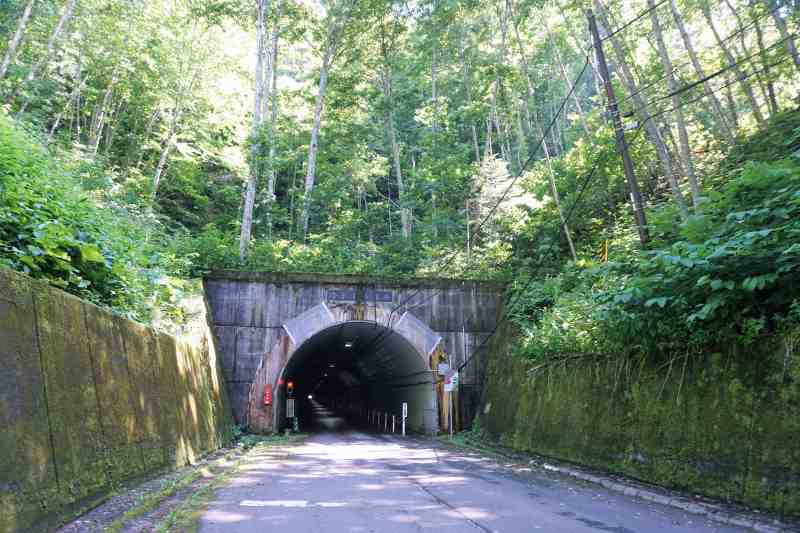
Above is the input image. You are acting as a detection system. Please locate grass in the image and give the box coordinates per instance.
[434,427,542,468]
[154,462,240,533]
[104,468,207,533]
[150,432,308,532]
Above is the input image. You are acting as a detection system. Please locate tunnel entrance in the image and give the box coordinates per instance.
[273,321,437,434]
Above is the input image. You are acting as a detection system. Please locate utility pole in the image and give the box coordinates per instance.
[587,9,649,247]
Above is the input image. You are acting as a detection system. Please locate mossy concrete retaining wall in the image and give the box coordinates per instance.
[478,322,800,517]
[0,269,235,533]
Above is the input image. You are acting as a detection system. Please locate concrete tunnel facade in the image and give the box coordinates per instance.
[203,271,505,434]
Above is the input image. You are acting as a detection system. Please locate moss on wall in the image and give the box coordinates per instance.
[0,269,235,533]
[478,322,800,518]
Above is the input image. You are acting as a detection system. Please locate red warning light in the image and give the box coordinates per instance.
[263,384,272,406]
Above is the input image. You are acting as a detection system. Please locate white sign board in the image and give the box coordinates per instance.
[402,402,408,418]
[286,398,295,418]
[444,370,459,392]
[437,363,450,375]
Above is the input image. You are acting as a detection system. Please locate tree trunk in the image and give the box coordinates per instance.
[763,0,800,73]
[300,44,334,239]
[16,0,76,107]
[542,10,591,138]
[298,0,354,239]
[537,120,577,261]
[240,0,269,260]
[264,0,283,239]
[458,27,480,163]
[103,100,123,154]
[88,64,119,152]
[490,0,509,161]
[669,0,736,144]
[0,0,36,81]
[134,109,160,167]
[700,1,765,126]
[749,1,779,115]
[727,0,776,116]
[511,9,539,153]
[380,32,411,240]
[46,69,85,144]
[72,48,82,139]
[483,119,493,158]
[152,109,180,195]
[596,0,690,220]
[388,107,410,239]
[89,88,113,154]
[552,0,603,99]
[649,0,700,207]
[724,73,740,128]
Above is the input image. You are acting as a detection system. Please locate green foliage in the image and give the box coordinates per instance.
[510,112,800,361]
[0,113,186,322]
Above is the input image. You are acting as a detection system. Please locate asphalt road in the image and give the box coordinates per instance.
[198,404,746,533]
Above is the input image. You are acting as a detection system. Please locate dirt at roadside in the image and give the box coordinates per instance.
[55,434,307,533]
[55,446,243,533]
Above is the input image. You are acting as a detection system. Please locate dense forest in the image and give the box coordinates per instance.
[0,0,798,360]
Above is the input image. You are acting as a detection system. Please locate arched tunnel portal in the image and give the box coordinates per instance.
[275,321,436,433]
[203,271,505,436]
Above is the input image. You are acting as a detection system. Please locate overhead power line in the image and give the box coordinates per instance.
[381,56,592,329]
[638,50,794,128]
[596,0,669,45]
[354,55,595,359]
[615,3,784,108]
[362,1,797,383]
[657,33,795,103]
[458,156,604,374]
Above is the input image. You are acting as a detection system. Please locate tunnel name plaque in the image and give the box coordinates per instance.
[326,288,393,303]
[326,288,356,301]
[366,289,394,302]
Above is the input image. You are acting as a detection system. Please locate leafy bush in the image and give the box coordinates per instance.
[511,118,800,361]
[0,113,186,322]
[600,160,800,348]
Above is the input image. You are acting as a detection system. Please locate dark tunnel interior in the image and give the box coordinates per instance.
[276,321,437,434]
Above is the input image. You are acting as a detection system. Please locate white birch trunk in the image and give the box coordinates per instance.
[19,0,75,90]
[669,0,735,143]
[596,0,690,220]
[300,44,334,239]
[240,0,269,260]
[458,28,480,163]
[763,0,800,73]
[542,11,591,138]
[152,109,180,195]
[0,0,36,81]
[265,6,281,239]
[382,67,410,239]
[700,2,765,126]
[538,122,577,261]
[649,0,700,207]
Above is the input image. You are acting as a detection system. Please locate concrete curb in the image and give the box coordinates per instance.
[537,462,793,533]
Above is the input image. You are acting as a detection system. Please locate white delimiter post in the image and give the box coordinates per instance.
[402,402,407,436]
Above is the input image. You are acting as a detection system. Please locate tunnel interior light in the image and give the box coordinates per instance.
[344,341,354,348]
[329,363,335,368]
[307,394,313,400]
